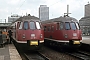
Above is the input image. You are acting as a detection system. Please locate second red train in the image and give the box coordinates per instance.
[42,15,82,49]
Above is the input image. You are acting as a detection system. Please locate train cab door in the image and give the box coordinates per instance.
[64,22,79,40]
[63,22,71,39]
[14,23,16,38]
[17,21,30,41]
[59,22,65,40]
[50,25,54,39]
[16,21,24,40]
[16,22,21,39]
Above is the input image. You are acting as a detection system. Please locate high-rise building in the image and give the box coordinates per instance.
[39,5,49,21]
[8,14,21,23]
[79,3,90,35]
[85,4,90,17]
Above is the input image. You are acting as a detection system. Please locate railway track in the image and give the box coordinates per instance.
[67,50,90,60]
[24,51,49,60]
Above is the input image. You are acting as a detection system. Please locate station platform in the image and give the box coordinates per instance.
[0,44,22,60]
[82,36,90,44]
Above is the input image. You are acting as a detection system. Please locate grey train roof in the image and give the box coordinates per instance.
[12,15,40,23]
[9,15,40,26]
[79,16,90,26]
[42,16,78,24]
[16,15,40,21]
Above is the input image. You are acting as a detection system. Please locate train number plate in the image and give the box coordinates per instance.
[30,41,38,45]
[73,41,80,44]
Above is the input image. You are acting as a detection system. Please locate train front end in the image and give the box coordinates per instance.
[62,22,82,48]
[16,21,44,50]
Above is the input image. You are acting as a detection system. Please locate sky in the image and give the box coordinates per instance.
[0,0,89,22]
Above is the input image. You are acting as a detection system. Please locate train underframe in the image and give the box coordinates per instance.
[44,38,81,50]
[13,38,44,51]
[18,42,43,51]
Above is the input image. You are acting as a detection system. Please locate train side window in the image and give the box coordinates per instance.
[51,26,54,31]
[30,21,36,29]
[48,26,51,32]
[17,22,21,29]
[65,22,70,30]
[49,26,51,31]
[19,22,23,29]
[57,23,59,30]
[60,22,64,30]
[36,22,41,29]
[17,22,19,29]
[24,21,28,30]
[44,26,47,31]
[48,26,49,31]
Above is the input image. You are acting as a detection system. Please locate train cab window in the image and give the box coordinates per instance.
[24,21,28,30]
[60,22,64,30]
[65,22,70,30]
[76,22,80,29]
[19,22,23,29]
[30,21,36,29]
[70,22,76,30]
[36,22,41,29]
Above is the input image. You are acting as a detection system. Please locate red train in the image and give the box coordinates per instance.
[9,15,44,50]
[42,15,82,49]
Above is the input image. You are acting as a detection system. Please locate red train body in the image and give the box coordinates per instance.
[42,16,82,49]
[10,15,44,50]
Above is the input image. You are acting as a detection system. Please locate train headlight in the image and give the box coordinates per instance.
[22,34,25,38]
[65,34,68,38]
[40,34,43,38]
[39,40,44,43]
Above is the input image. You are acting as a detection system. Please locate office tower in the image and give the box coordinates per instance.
[39,5,49,21]
[85,4,90,17]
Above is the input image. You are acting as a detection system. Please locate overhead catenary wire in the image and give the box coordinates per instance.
[11,0,26,14]
[48,1,60,7]
[17,0,26,11]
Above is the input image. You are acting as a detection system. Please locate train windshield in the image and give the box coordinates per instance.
[70,22,76,30]
[29,21,36,29]
[65,22,70,30]
[24,21,28,30]
[36,22,41,29]
[60,22,64,30]
[75,22,80,29]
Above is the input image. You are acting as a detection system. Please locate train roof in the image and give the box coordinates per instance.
[12,15,40,23]
[16,15,40,22]
[9,15,40,27]
[42,16,78,24]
